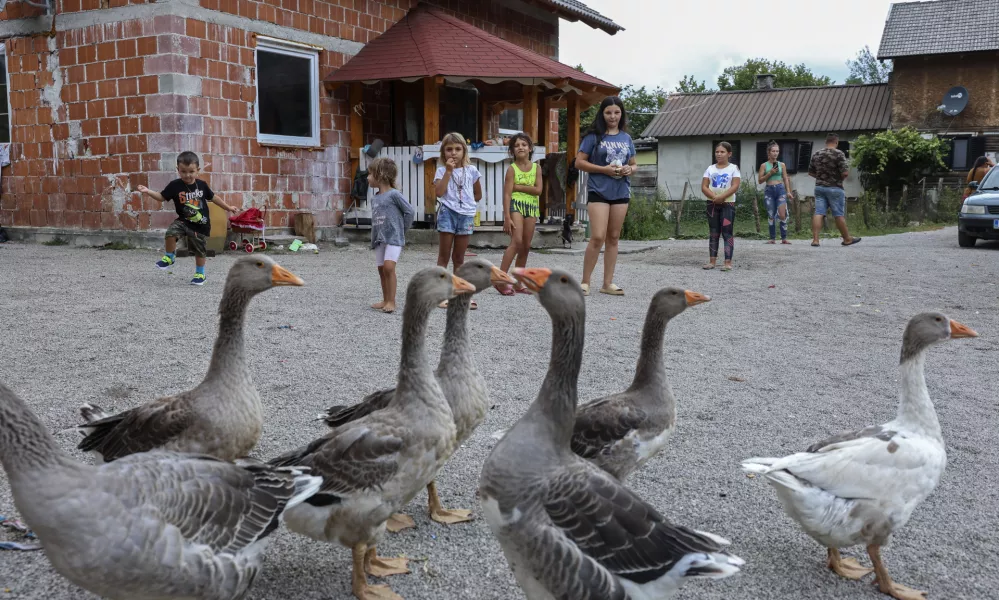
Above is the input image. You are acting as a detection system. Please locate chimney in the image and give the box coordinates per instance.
[756,74,775,90]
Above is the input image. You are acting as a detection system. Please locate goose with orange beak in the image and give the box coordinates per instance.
[744,313,978,600]
[515,269,712,482]
[77,254,305,463]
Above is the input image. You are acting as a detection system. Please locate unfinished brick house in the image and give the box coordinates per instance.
[878,0,999,182]
[0,0,620,237]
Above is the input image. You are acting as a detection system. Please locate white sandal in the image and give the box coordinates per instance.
[580,283,590,296]
[600,284,625,296]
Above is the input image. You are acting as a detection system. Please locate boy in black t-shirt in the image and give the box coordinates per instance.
[137,151,238,285]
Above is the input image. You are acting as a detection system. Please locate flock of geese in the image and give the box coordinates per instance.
[0,253,979,600]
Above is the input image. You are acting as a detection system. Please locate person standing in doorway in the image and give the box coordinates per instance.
[758,141,794,244]
[701,142,740,271]
[808,133,860,247]
[575,96,637,296]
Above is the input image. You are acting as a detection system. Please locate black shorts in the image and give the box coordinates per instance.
[587,192,630,206]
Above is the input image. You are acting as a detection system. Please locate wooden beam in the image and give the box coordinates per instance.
[423,77,440,211]
[349,82,364,181]
[538,95,551,152]
[480,100,491,141]
[522,84,539,140]
[565,93,581,217]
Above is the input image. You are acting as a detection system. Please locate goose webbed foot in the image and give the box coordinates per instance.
[427,481,473,525]
[352,544,405,600]
[364,546,410,577]
[867,544,927,600]
[385,513,415,533]
[827,548,873,580]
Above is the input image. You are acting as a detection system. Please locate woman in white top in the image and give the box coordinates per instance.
[701,141,740,271]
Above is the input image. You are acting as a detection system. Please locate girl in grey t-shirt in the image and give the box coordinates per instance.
[368,157,414,314]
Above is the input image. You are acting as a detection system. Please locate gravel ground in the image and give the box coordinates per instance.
[1,227,997,600]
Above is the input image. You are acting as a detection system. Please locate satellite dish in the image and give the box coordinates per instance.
[938,86,969,116]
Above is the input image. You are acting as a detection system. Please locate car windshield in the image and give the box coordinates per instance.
[978,166,999,190]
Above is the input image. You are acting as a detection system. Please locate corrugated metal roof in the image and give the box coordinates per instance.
[325,5,615,90]
[537,0,624,34]
[877,0,999,59]
[642,84,893,138]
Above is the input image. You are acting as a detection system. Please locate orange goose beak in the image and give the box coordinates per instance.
[271,264,305,286]
[684,290,711,306]
[512,267,552,293]
[949,319,978,339]
[451,274,476,295]
[490,266,517,286]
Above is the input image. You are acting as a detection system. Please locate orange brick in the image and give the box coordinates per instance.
[85,62,104,80]
[67,65,86,84]
[137,36,157,56]
[78,44,97,64]
[59,47,77,66]
[116,39,137,59]
[106,97,126,117]
[119,116,139,134]
[105,60,125,79]
[78,82,97,102]
[118,77,138,97]
[98,80,117,98]
[186,17,207,38]
[138,76,157,95]
[124,57,144,77]
[88,138,107,155]
[99,118,119,136]
[127,96,146,115]
[109,136,127,155]
[97,42,116,62]
[86,100,105,119]
[81,119,99,137]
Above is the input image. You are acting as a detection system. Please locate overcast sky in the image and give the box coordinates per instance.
[559,0,899,91]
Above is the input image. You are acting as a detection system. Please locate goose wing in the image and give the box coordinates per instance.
[322,387,394,428]
[78,395,194,461]
[543,463,731,585]
[268,424,403,504]
[571,396,647,459]
[108,452,319,554]
[757,425,940,501]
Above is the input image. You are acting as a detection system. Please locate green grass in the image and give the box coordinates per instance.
[42,237,70,246]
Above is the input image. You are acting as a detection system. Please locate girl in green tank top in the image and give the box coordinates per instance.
[498,133,544,294]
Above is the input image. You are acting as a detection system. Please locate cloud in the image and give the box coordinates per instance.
[559,0,896,90]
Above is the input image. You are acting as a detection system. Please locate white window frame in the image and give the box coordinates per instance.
[255,37,320,147]
[0,42,11,145]
[497,108,524,136]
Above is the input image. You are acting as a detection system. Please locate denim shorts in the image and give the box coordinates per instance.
[814,186,846,218]
[436,204,474,235]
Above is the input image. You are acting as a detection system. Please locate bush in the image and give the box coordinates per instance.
[622,188,672,240]
[852,127,947,194]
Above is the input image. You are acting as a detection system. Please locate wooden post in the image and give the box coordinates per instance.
[522,84,539,140]
[480,101,491,142]
[565,93,581,216]
[751,189,761,233]
[676,181,688,238]
[537,96,551,151]
[920,177,927,221]
[423,77,440,213]
[348,82,364,181]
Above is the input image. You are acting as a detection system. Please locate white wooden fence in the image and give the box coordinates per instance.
[359,145,548,223]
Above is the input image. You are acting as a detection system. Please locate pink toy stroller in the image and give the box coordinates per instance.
[228,207,267,253]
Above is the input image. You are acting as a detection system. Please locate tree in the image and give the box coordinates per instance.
[556,69,666,147]
[716,58,833,90]
[845,45,892,84]
[674,75,708,94]
[851,127,947,192]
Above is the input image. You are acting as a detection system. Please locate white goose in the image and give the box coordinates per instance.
[0,380,320,600]
[481,268,743,600]
[743,312,978,600]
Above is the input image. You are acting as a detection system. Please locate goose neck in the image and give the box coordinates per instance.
[631,311,670,389]
[439,294,472,367]
[0,388,66,475]
[895,351,941,439]
[398,297,436,386]
[205,284,253,378]
[532,309,585,448]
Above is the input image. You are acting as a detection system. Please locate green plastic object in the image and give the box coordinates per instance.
[288,239,303,252]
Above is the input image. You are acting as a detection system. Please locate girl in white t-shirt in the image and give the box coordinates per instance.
[433,132,483,308]
[701,141,741,271]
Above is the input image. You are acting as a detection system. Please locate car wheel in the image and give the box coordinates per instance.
[958,231,977,248]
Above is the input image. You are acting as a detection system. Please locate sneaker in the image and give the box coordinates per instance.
[155,255,174,270]
[190,273,206,286]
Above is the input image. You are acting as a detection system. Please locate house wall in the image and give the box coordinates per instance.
[891,52,999,133]
[655,134,866,200]
[0,0,561,232]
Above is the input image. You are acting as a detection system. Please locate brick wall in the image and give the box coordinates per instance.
[891,52,999,132]
[0,0,562,232]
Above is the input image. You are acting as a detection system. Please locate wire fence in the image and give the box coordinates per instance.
[618,178,965,241]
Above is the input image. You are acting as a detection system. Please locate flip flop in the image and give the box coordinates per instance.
[470,300,478,310]
[842,237,862,246]
[703,264,716,270]
[781,240,792,245]
[720,265,733,272]
[514,286,531,295]
[766,240,776,244]
[810,242,820,247]
[580,283,590,296]
[600,284,624,296]
[495,284,515,296]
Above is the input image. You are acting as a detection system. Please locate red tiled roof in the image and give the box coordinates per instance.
[325,4,615,91]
